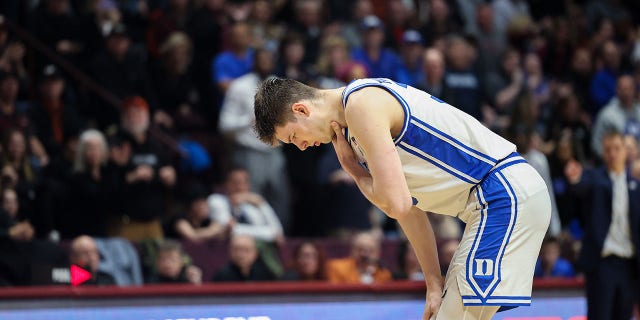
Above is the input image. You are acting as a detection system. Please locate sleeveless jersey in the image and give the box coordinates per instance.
[341,78,516,216]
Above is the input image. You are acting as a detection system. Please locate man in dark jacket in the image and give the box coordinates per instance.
[212,234,276,282]
[566,130,640,320]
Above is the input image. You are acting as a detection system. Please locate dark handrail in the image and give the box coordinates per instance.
[1,15,186,156]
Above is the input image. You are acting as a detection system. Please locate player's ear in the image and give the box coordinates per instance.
[291,102,310,117]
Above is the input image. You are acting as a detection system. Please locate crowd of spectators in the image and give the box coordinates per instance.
[0,0,640,304]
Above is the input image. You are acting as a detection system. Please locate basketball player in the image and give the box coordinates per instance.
[254,78,551,319]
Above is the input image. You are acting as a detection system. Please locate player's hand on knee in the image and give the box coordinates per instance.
[423,289,443,320]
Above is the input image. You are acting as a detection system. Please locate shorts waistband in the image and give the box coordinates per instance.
[479,152,527,184]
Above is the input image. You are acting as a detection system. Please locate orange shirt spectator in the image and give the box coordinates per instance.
[326,232,392,284]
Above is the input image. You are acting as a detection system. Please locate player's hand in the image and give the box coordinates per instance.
[423,287,443,320]
[330,121,361,177]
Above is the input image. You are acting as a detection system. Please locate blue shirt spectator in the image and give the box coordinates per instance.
[351,15,402,79]
[589,41,621,114]
[212,49,254,90]
[351,48,401,80]
[534,237,575,278]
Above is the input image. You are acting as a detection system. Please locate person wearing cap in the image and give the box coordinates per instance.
[395,30,425,87]
[89,23,156,130]
[351,15,402,80]
[29,64,84,157]
[110,96,176,242]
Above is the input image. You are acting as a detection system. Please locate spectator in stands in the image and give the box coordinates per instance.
[146,239,202,285]
[111,96,176,242]
[186,0,225,120]
[546,93,593,165]
[568,47,595,111]
[0,30,29,98]
[219,48,291,231]
[212,234,277,282]
[523,52,551,128]
[438,238,460,277]
[566,130,640,320]
[1,188,34,243]
[317,144,372,238]
[484,47,524,131]
[208,167,284,276]
[69,235,116,286]
[276,33,314,85]
[326,232,392,284]
[1,129,42,230]
[393,240,424,281]
[165,182,228,242]
[282,241,327,281]
[351,15,401,79]
[338,0,374,50]
[150,32,206,133]
[429,214,462,240]
[420,0,462,47]
[0,71,49,166]
[0,71,30,133]
[29,64,83,158]
[290,0,324,65]
[0,188,68,286]
[395,30,424,87]
[146,0,193,58]
[28,0,87,65]
[58,129,114,239]
[590,40,622,114]
[248,0,285,52]
[314,35,351,89]
[212,22,254,94]
[89,23,156,130]
[471,3,505,77]
[534,236,575,278]
[492,0,532,37]
[417,48,447,98]
[591,75,640,158]
[442,35,484,121]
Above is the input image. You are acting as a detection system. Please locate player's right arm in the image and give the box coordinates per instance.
[332,87,413,219]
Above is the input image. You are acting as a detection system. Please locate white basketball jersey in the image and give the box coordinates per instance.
[342,78,516,216]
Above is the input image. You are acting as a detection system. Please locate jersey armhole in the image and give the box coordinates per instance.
[341,83,411,145]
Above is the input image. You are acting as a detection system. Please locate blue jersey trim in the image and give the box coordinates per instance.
[398,142,477,184]
[410,116,498,164]
[341,79,411,144]
[487,171,519,298]
[403,118,494,182]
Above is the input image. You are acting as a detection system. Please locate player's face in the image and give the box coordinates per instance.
[275,114,332,151]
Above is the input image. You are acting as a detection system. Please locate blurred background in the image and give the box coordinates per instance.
[0,0,639,319]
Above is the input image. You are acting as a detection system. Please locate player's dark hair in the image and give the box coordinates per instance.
[253,77,317,145]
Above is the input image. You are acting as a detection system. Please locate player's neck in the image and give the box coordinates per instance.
[319,87,347,127]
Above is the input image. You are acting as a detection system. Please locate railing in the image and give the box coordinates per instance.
[0,278,584,300]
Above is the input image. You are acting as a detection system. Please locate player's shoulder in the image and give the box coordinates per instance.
[345,87,396,118]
